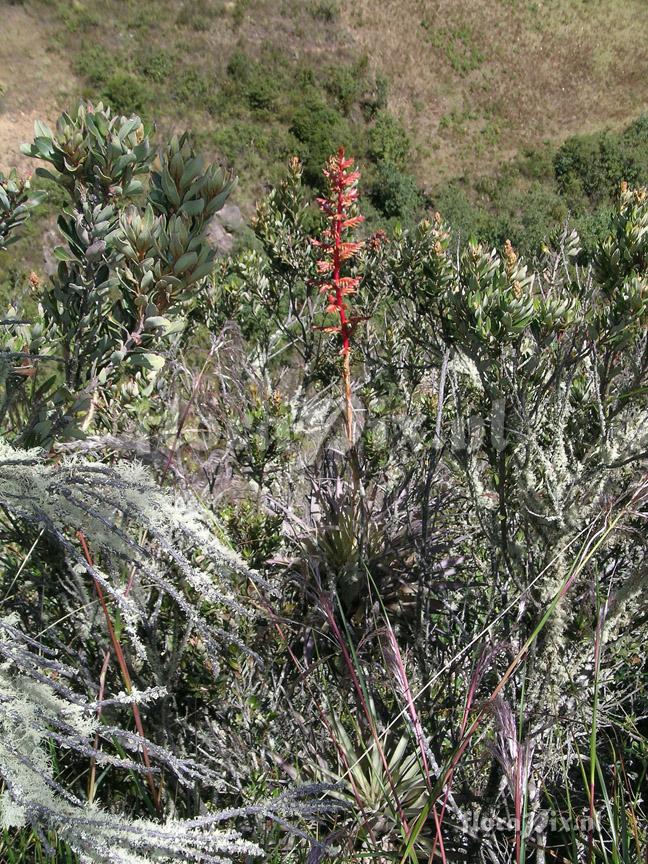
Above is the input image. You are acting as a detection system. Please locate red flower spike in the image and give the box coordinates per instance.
[312,147,365,357]
[312,147,368,447]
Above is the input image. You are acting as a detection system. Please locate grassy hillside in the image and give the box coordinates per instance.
[3,0,648,182]
[1,0,648,264]
[344,0,648,183]
[0,2,78,173]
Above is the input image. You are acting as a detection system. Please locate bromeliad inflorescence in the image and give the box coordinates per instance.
[313,147,365,444]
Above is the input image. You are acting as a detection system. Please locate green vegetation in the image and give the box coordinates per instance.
[29,0,390,199]
[433,114,648,254]
[1,0,648,860]
[421,20,484,75]
[1,103,646,863]
[2,0,648,266]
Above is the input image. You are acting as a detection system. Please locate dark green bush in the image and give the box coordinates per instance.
[514,143,555,181]
[622,112,648,149]
[362,71,389,119]
[324,56,369,115]
[74,45,121,87]
[173,66,217,109]
[136,49,175,83]
[371,161,422,219]
[225,49,249,83]
[571,206,615,258]
[244,71,279,113]
[74,47,150,115]
[433,181,490,242]
[554,117,648,206]
[101,71,150,116]
[290,96,351,183]
[554,131,624,204]
[368,110,411,169]
[226,50,280,113]
[209,121,295,180]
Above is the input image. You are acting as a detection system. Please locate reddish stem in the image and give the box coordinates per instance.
[77,531,161,813]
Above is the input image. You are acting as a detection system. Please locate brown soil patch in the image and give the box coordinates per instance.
[0,3,78,174]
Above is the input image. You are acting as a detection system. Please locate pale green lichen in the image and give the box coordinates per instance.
[0,443,278,861]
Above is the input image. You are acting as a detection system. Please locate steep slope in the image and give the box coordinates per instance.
[2,0,647,191]
[0,3,78,173]
[343,0,648,186]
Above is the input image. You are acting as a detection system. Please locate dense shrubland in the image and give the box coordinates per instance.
[435,114,648,256]
[0,103,646,863]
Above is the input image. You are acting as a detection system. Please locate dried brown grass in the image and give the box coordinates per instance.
[340,0,648,183]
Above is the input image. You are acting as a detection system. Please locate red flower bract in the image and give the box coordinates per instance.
[312,147,364,357]
[311,147,366,448]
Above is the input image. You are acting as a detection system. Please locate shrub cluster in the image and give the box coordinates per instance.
[435,114,648,255]
[1,104,647,863]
